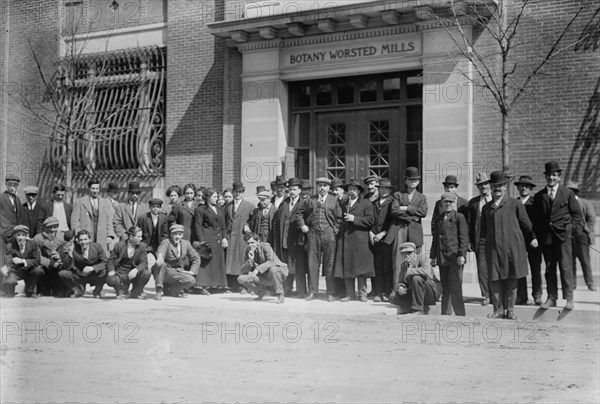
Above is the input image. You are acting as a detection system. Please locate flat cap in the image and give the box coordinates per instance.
[24,186,39,195]
[148,198,164,206]
[43,216,59,227]
[5,174,20,183]
[399,242,416,253]
[169,224,185,233]
[257,191,272,199]
[363,174,379,185]
[315,177,331,185]
[441,192,457,202]
[13,224,29,234]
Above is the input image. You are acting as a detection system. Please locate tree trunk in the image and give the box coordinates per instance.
[65,134,73,203]
[501,112,509,173]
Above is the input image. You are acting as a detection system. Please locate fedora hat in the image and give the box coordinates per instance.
[405,167,421,180]
[474,172,490,185]
[128,182,141,193]
[287,178,302,188]
[274,175,287,186]
[543,161,562,174]
[442,175,459,186]
[565,180,579,192]
[232,181,245,192]
[489,170,508,185]
[256,185,267,194]
[330,178,344,188]
[377,178,393,188]
[107,182,119,192]
[514,175,536,188]
[343,179,365,193]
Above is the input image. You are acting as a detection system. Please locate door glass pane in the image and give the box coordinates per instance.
[337,81,354,104]
[360,80,377,103]
[406,105,422,142]
[383,78,400,101]
[369,120,390,179]
[291,113,310,147]
[326,123,346,180]
[296,149,310,180]
[316,84,332,106]
[407,74,423,99]
[293,85,311,107]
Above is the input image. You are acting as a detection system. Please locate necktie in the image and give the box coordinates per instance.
[91,198,98,211]
[20,242,26,254]
[132,202,137,218]
[549,188,555,200]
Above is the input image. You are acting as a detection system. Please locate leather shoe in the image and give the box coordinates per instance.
[240,288,249,295]
[276,294,285,304]
[327,295,335,302]
[154,288,163,301]
[487,313,505,319]
[564,300,575,310]
[505,311,518,320]
[93,290,105,299]
[588,284,598,291]
[534,297,543,305]
[481,297,489,306]
[373,296,382,302]
[340,296,353,302]
[305,293,317,301]
[540,298,556,309]
[360,296,368,302]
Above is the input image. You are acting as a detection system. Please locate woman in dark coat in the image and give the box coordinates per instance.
[168,183,197,242]
[479,171,536,320]
[192,188,228,292]
[334,179,375,302]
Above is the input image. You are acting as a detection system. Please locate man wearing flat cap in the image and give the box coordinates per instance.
[107,226,151,299]
[364,175,380,203]
[249,191,277,245]
[531,161,583,310]
[19,185,43,238]
[390,242,437,314]
[515,175,543,304]
[114,182,149,242]
[566,180,597,292]
[1,174,22,269]
[297,177,343,301]
[137,198,169,260]
[153,224,200,300]
[431,175,468,235]
[33,216,67,296]
[466,172,493,306]
[0,225,44,298]
[71,178,116,257]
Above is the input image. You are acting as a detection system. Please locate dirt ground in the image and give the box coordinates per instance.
[1,292,599,404]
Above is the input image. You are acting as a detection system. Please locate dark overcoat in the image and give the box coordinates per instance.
[193,204,227,287]
[168,201,198,242]
[224,199,254,275]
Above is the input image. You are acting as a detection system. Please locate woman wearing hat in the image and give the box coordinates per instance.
[334,179,375,302]
[192,188,228,293]
[168,183,198,242]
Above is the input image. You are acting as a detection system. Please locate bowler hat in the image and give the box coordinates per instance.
[258,191,271,199]
[107,183,119,192]
[274,175,287,186]
[514,175,536,188]
[148,198,163,206]
[442,175,459,186]
[256,185,267,194]
[169,224,185,233]
[43,216,59,227]
[232,182,245,192]
[543,161,562,174]
[13,225,29,234]
[363,174,379,185]
[5,174,20,183]
[24,186,39,195]
[405,167,421,180]
[330,178,344,189]
[399,242,416,253]
[315,177,331,185]
[565,180,579,192]
[343,179,365,193]
[128,182,141,193]
[474,172,490,185]
[300,179,312,190]
[377,178,393,188]
[441,192,456,202]
[287,178,302,188]
[489,170,508,185]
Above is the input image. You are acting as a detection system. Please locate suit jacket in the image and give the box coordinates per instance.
[296,194,342,237]
[113,202,150,240]
[19,201,44,238]
[394,252,434,291]
[71,196,116,256]
[224,199,255,275]
[156,238,200,275]
[33,231,63,269]
[371,196,395,245]
[5,238,41,271]
[240,241,288,276]
[532,184,584,244]
[275,196,304,256]
[0,192,21,243]
[137,212,169,252]
[467,194,492,249]
[431,195,469,236]
[391,190,428,247]
[430,210,469,266]
[38,200,73,231]
[107,239,148,273]
[168,201,197,241]
[248,204,277,244]
[60,242,107,275]
[575,197,596,245]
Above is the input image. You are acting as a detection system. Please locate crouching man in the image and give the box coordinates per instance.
[58,229,108,298]
[237,232,288,304]
[0,225,44,297]
[34,216,67,297]
[106,226,151,299]
[389,242,437,315]
[152,224,199,300]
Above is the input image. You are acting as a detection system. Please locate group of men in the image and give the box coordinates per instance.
[0,160,596,316]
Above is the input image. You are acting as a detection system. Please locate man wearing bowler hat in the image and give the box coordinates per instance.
[105,182,120,211]
[479,171,536,320]
[330,178,346,201]
[515,175,544,304]
[1,174,22,268]
[272,175,287,209]
[466,172,493,306]
[297,177,343,301]
[34,216,67,296]
[532,161,583,310]
[224,181,255,293]
[0,225,44,298]
[566,180,597,291]
[114,182,149,241]
[20,185,44,238]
